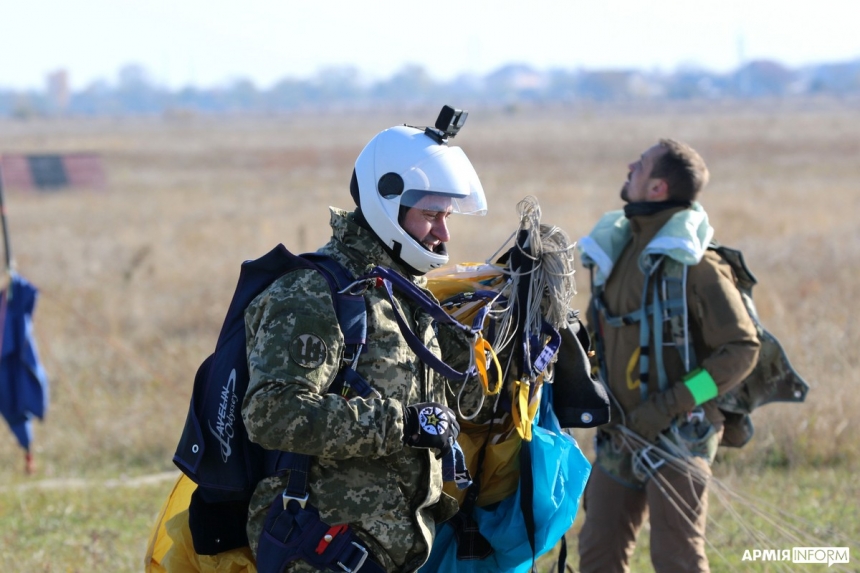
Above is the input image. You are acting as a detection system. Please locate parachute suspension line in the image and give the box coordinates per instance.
[487,197,578,361]
[624,425,853,550]
[485,229,518,266]
[617,428,781,573]
[710,472,860,549]
[615,426,859,572]
[655,460,817,573]
[456,339,479,419]
[456,369,485,421]
[630,433,795,573]
[486,282,517,371]
[641,460,743,573]
[704,488,805,573]
[633,429,798,543]
[507,196,577,333]
[455,196,580,419]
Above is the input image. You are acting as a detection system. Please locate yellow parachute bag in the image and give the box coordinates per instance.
[426,262,506,324]
[442,418,521,507]
[436,380,546,508]
[427,262,547,508]
[144,474,256,573]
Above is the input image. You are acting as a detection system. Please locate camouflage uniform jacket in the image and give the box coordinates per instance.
[242,207,478,572]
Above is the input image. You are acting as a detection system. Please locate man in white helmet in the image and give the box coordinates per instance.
[242,107,490,572]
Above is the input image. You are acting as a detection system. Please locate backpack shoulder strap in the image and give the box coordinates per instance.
[662,257,697,374]
[299,253,367,366]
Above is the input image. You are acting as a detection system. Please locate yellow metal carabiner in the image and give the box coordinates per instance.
[473,334,503,396]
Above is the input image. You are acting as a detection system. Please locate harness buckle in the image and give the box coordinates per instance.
[339,278,374,296]
[342,346,362,370]
[281,490,309,510]
[337,541,369,572]
[686,408,705,424]
[631,444,666,481]
[640,445,665,471]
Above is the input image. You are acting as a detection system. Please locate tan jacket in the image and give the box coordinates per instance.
[595,206,760,427]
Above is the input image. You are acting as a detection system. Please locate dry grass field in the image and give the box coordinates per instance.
[0,101,858,571]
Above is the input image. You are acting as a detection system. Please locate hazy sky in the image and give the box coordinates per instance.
[1,0,858,90]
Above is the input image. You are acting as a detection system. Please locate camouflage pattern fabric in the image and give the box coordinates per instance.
[242,208,483,572]
[595,421,720,490]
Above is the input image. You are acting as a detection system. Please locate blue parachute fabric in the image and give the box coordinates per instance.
[0,273,49,451]
[419,385,591,573]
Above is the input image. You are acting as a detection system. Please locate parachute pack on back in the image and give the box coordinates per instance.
[172,244,367,555]
[663,242,810,446]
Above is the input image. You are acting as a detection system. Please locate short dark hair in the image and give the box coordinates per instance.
[650,139,710,202]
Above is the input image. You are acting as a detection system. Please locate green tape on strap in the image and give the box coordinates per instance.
[683,368,718,405]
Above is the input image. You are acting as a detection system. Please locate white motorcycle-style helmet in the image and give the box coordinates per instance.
[353,107,487,274]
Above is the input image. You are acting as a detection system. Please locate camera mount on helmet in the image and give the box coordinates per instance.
[423,105,469,144]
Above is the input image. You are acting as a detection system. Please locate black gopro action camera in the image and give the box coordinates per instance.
[424,105,468,143]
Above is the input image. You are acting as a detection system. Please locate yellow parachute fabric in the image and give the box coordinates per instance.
[144,473,256,573]
[425,262,506,322]
[428,262,544,508]
[441,419,522,507]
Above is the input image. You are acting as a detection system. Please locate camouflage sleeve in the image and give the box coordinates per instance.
[688,251,761,395]
[242,268,405,459]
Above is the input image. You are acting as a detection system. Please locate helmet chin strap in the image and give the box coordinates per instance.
[392,233,448,276]
[389,240,424,276]
[353,209,434,276]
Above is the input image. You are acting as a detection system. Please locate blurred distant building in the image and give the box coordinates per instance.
[46,69,70,114]
[577,70,639,101]
[4,58,860,118]
[732,60,794,97]
[485,64,549,102]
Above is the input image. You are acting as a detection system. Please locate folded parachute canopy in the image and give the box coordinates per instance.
[0,273,49,461]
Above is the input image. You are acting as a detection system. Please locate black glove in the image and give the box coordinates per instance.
[403,402,460,459]
[627,384,696,443]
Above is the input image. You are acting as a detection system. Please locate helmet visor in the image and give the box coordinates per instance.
[399,188,487,217]
[396,147,487,216]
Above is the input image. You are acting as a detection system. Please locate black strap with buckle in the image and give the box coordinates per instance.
[255,360,386,572]
[256,491,384,573]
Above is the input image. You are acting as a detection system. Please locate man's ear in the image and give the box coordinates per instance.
[648,179,669,201]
